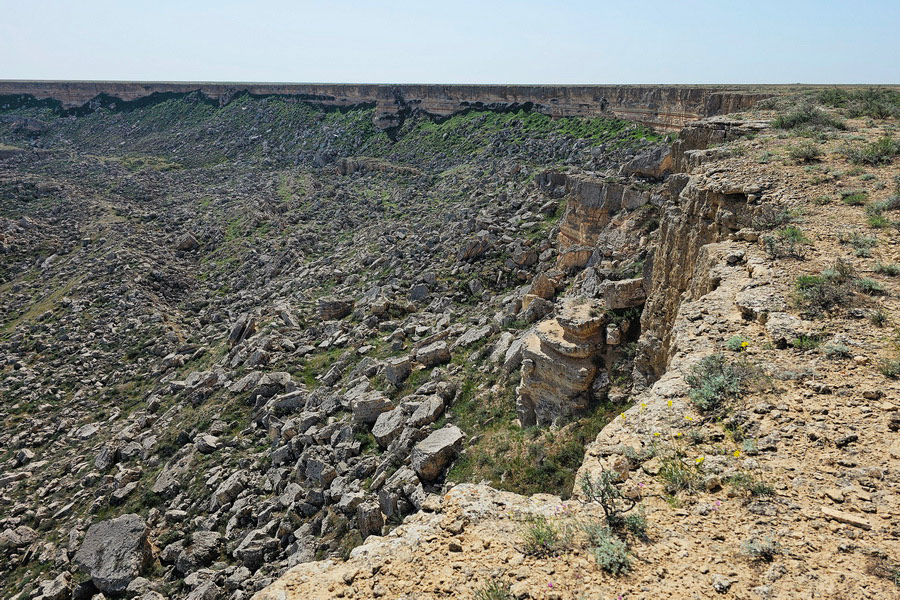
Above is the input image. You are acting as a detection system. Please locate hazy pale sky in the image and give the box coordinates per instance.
[1,0,897,84]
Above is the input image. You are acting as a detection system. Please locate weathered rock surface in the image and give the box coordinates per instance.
[74,514,152,594]
[410,426,465,482]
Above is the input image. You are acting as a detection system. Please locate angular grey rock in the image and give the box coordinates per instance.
[175,232,200,251]
[210,470,246,510]
[318,297,354,320]
[175,531,221,575]
[409,395,444,428]
[195,434,220,454]
[74,514,151,594]
[451,325,493,350]
[357,502,384,538]
[382,356,412,386]
[350,390,394,425]
[372,407,406,448]
[0,525,37,549]
[410,425,465,482]
[415,341,450,367]
[595,277,646,309]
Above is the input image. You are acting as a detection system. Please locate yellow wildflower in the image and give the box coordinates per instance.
[733,450,741,458]
[667,400,673,407]
[653,432,661,437]
[695,456,705,465]
[621,412,626,420]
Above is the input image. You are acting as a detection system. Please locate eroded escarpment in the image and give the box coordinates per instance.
[0,81,772,132]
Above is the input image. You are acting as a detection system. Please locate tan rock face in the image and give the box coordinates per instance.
[516,299,606,426]
[0,81,772,131]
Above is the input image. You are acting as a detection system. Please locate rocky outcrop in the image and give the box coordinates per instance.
[516,299,606,426]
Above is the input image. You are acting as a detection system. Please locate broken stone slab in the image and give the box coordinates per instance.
[619,145,673,179]
[174,232,200,251]
[372,407,406,448]
[350,390,395,425]
[74,514,152,594]
[318,297,354,320]
[451,325,493,350]
[409,395,445,428]
[415,341,450,367]
[410,425,465,482]
[820,506,871,530]
[595,278,646,309]
[382,356,412,386]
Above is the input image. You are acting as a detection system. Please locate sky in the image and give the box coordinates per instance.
[0,0,897,84]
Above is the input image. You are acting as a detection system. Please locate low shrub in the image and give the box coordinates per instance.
[874,262,900,276]
[840,189,868,206]
[685,354,757,413]
[520,515,562,557]
[589,527,631,574]
[794,260,855,317]
[787,141,822,162]
[473,579,513,600]
[741,536,782,561]
[844,136,900,165]
[856,277,886,296]
[725,335,749,352]
[659,456,702,494]
[774,104,845,130]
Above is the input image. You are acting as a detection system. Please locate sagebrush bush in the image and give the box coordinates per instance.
[794,260,855,317]
[875,262,900,276]
[774,104,845,130]
[685,354,756,412]
[741,536,782,561]
[659,456,702,494]
[583,524,631,574]
[844,136,900,165]
[787,140,822,162]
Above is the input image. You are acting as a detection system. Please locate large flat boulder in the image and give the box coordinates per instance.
[74,514,152,594]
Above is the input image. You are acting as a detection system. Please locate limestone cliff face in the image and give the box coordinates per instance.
[0,81,772,131]
[636,120,766,385]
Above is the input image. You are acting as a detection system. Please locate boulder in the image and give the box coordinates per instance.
[415,341,450,367]
[372,407,406,448]
[619,145,673,179]
[0,525,37,549]
[409,395,444,427]
[350,390,394,425]
[382,356,411,386]
[451,325,493,350]
[318,297,354,320]
[175,531,222,575]
[410,425,465,482]
[595,278,646,309]
[74,514,152,594]
[174,232,200,251]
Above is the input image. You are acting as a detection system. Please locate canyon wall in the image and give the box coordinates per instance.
[0,81,772,130]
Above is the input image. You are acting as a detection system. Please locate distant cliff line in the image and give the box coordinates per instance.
[0,81,775,131]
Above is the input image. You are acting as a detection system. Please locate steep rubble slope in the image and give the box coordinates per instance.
[0,96,668,599]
